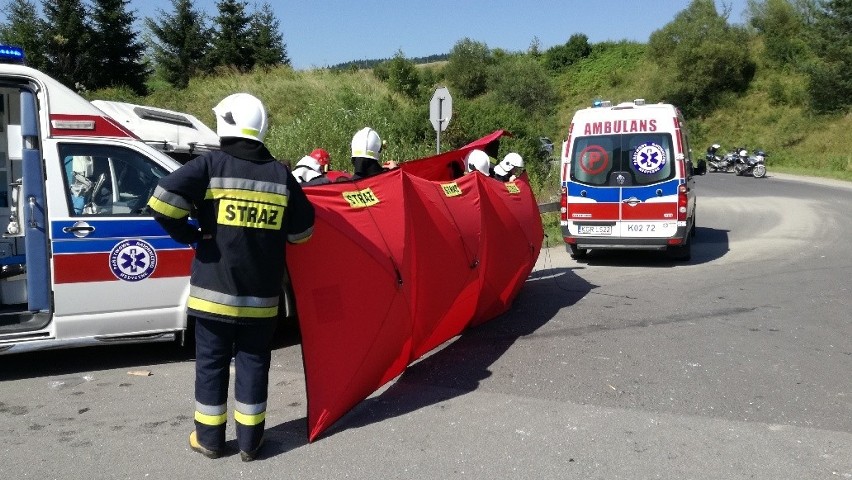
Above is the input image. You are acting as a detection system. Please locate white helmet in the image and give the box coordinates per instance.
[351,127,382,161]
[292,155,322,183]
[212,93,268,142]
[465,149,490,175]
[494,152,524,176]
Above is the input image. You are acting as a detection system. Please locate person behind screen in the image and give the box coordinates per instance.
[464,149,491,176]
[493,152,525,182]
[350,127,398,180]
[310,148,350,182]
[292,155,331,186]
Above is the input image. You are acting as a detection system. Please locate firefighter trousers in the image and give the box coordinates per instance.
[193,316,277,453]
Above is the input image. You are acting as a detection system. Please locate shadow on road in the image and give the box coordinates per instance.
[0,319,301,381]
[308,265,594,440]
[571,226,730,267]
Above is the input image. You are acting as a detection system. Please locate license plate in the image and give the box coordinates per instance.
[578,225,612,235]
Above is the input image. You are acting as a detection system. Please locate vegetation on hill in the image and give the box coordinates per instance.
[80,0,851,192]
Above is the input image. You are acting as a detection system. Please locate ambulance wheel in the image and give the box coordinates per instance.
[569,244,588,260]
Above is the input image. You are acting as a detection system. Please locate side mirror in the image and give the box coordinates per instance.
[695,159,707,176]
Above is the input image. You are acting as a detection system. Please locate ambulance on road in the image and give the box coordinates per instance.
[0,48,208,354]
[559,99,706,261]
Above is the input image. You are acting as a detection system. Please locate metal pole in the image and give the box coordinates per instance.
[436,98,443,154]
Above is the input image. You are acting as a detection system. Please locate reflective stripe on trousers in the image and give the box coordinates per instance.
[193,316,276,452]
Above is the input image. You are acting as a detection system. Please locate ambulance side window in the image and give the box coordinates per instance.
[60,144,168,216]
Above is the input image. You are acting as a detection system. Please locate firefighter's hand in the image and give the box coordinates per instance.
[383,161,399,169]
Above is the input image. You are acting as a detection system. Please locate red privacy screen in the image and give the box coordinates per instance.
[287,131,544,441]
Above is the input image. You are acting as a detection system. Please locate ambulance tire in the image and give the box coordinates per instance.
[569,244,588,260]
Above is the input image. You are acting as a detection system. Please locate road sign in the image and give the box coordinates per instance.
[429,87,452,132]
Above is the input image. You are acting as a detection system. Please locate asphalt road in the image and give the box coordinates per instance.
[1,171,850,479]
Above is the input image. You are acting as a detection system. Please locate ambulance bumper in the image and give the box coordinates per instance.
[562,226,689,251]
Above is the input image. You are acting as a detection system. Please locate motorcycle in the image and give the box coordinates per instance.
[705,143,734,172]
[733,148,768,178]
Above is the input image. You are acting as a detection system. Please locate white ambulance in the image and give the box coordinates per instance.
[0,49,211,354]
[559,99,706,261]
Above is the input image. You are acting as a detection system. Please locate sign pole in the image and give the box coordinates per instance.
[430,86,452,154]
[436,99,442,154]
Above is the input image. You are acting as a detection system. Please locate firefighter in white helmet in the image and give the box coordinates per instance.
[493,152,525,182]
[292,155,330,186]
[350,127,398,180]
[148,92,315,462]
[464,149,491,176]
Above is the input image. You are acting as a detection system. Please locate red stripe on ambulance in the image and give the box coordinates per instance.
[567,202,619,220]
[621,202,677,221]
[53,249,193,284]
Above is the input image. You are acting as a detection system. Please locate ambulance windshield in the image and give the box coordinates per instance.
[570,133,675,186]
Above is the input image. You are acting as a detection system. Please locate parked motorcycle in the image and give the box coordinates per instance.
[733,148,768,178]
[720,146,745,173]
[705,144,734,172]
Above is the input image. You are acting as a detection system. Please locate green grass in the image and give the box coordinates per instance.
[87,41,852,189]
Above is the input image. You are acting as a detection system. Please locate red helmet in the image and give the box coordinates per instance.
[309,148,330,165]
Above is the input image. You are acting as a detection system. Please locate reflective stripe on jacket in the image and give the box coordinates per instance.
[149,138,314,322]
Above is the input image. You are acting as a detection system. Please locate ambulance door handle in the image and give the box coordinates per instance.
[27,196,38,228]
[63,221,95,238]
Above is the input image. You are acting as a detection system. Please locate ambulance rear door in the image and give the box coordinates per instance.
[568,130,679,239]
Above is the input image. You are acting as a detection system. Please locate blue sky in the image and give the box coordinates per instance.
[19,1,751,70]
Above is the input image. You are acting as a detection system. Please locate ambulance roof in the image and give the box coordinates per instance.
[1,63,111,117]
[573,100,681,120]
[91,100,219,157]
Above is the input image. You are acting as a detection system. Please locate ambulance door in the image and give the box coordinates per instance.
[618,133,679,239]
[19,90,51,313]
[49,142,193,339]
[567,135,620,237]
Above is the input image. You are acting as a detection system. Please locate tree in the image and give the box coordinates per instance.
[145,0,211,89]
[41,0,92,90]
[543,33,591,72]
[806,0,852,112]
[444,38,492,99]
[747,0,810,67]
[0,0,47,69]
[383,50,420,99]
[647,0,755,116]
[89,0,148,94]
[209,0,253,72]
[487,54,556,116]
[249,2,288,69]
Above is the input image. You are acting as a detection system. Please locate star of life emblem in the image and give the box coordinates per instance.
[109,239,157,282]
[632,143,667,174]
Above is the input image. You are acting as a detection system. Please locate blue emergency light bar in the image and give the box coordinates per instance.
[0,45,26,64]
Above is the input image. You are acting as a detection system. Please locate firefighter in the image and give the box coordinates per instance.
[309,148,331,173]
[310,147,350,182]
[292,155,330,186]
[464,149,492,176]
[493,152,525,182]
[147,93,314,462]
[349,127,398,180]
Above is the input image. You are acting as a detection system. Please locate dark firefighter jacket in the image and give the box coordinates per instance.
[148,137,315,323]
